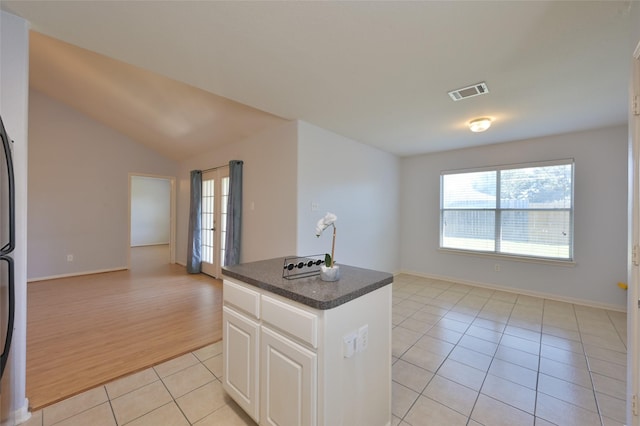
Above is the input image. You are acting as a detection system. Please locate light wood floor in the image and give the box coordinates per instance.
[26,245,223,411]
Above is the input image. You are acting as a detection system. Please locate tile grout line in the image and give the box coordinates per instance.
[535,299,548,425]
[393,280,459,423]
[105,386,118,426]
[460,287,503,426]
[71,350,224,426]
[576,303,609,426]
[401,282,508,424]
[476,292,540,422]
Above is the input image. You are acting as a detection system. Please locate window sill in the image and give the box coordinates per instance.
[437,248,576,267]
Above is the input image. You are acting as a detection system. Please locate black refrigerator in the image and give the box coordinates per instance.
[0,115,16,425]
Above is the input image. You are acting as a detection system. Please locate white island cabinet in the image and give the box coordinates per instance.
[222,258,393,426]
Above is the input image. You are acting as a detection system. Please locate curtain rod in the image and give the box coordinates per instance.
[201,164,227,173]
[201,160,242,173]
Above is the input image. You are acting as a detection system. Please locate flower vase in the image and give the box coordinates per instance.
[320,264,340,282]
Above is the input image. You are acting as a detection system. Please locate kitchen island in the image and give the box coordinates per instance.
[222,257,393,426]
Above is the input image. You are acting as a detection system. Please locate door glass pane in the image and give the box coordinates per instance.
[201,178,215,264]
[220,177,230,266]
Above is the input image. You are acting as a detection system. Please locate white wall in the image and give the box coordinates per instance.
[400,125,628,310]
[0,10,30,422]
[177,119,400,273]
[130,176,171,246]
[296,121,400,273]
[177,120,298,265]
[28,90,178,280]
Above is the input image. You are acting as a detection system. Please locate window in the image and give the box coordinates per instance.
[440,160,574,261]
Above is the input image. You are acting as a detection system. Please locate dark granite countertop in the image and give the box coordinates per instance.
[222,257,393,310]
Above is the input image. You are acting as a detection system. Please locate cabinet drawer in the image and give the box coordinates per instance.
[262,295,318,349]
[224,279,260,319]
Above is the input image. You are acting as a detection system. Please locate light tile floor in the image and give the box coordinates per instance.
[391,274,627,426]
[21,274,627,426]
[21,341,257,426]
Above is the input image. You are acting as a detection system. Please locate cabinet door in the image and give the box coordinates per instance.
[223,306,260,422]
[260,326,317,426]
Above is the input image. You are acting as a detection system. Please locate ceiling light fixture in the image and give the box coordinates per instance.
[469,117,492,133]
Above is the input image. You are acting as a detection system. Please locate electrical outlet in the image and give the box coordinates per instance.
[343,332,357,358]
[494,264,500,272]
[67,254,74,262]
[311,202,319,211]
[356,324,369,352]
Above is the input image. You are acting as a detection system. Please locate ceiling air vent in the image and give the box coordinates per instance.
[448,82,489,101]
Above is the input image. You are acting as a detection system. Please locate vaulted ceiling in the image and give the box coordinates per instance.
[2,1,634,160]
[28,32,287,161]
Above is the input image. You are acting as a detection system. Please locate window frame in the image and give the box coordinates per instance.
[439,159,575,262]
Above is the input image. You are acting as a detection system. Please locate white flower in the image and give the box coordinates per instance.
[315,212,337,237]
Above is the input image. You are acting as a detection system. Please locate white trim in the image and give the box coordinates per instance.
[440,158,574,175]
[27,267,128,283]
[130,242,171,248]
[13,398,30,425]
[201,166,230,278]
[437,248,576,267]
[397,270,626,312]
[128,173,177,268]
[628,41,640,426]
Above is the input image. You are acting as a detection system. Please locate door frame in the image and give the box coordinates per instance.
[201,166,229,278]
[127,173,177,268]
[628,39,640,426]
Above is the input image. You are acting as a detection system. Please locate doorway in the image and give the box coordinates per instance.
[128,173,176,268]
[201,166,229,278]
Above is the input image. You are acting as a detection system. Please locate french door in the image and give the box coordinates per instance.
[201,166,229,278]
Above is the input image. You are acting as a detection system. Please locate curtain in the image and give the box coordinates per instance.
[224,160,243,266]
[187,170,202,273]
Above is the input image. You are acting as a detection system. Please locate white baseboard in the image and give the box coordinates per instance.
[397,270,627,313]
[27,267,128,283]
[130,243,170,247]
[14,398,30,425]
